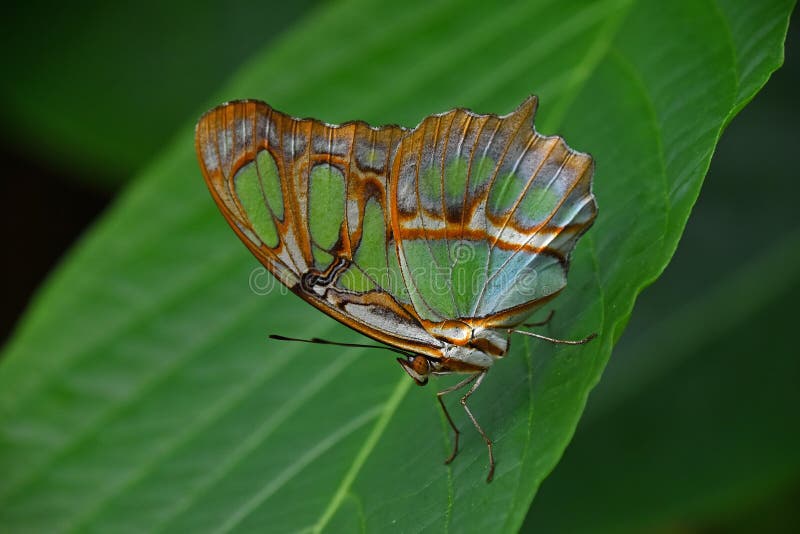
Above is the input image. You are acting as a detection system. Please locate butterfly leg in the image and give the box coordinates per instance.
[437,373,480,465]
[512,329,597,345]
[458,371,495,482]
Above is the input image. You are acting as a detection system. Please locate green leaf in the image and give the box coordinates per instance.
[525,229,800,533]
[525,46,800,531]
[0,0,793,532]
[0,0,316,186]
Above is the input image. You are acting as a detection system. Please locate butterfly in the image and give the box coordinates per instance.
[195,96,597,482]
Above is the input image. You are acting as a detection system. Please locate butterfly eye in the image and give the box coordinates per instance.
[411,355,430,376]
[397,356,429,386]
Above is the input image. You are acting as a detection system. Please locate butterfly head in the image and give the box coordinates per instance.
[397,322,510,385]
[397,354,433,386]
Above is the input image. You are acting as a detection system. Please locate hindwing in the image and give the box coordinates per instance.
[390,96,597,328]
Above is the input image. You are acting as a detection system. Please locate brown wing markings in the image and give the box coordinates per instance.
[237,104,300,276]
[482,174,580,289]
[454,114,476,261]
[208,107,237,218]
[469,102,539,315]
[509,156,593,263]
[395,225,576,256]
[263,111,295,274]
[471,290,562,328]
[472,159,593,317]
[459,115,496,251]
[433,112,461,316]
[455,109,519,316]
[198,101,446,356]
[300,117,318,265]
[197,103,297,281]
[477,100,535,237]
[267,107,321,276]
[477,150,574,311]
[354,124,377,250]
[472,116,503,224]
[479,103,534,221]
[301,118,333,259]
[438,111,456,265]
[214,104,252,227]
[206,105,235,214]
[381,127,407,297]
[487,135,559,256]
[306,287,443,358]
[389,132,441,322]
[408,117,449,320]
[335,122,352,257]
[280,113,309,271]
[252,109,288,242]
[299,118,435,344]
[334,124,407,297]
[202,100,597,351]
[348,129,383,292]
[375,128,392,287]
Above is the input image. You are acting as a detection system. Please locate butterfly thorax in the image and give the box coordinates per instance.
[398,319,509,385]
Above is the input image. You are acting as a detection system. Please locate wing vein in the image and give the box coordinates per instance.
[469,114,529,316]
[477,160,591,315]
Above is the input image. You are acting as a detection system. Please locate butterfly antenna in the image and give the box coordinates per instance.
[269,334,413,356]
[510,330,597,345]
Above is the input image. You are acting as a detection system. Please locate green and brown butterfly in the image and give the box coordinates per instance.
[195,96,597,482]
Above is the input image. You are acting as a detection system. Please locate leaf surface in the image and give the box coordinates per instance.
[525,41,800,530]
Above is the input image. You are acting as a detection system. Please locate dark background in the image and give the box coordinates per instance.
[0,0,316,342]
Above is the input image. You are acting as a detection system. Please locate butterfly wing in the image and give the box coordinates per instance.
[195,101,444,356]
[389,96,597,328]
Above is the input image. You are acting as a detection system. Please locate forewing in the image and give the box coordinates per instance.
[389,96,597,327]
[195,101,443,355]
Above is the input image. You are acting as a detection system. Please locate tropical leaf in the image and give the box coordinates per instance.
[526,229,800,532]
[0,0,793,532]
[526,49,800,530]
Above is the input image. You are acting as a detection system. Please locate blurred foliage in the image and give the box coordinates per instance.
[0,0,316,186]
[0,0,796,532]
